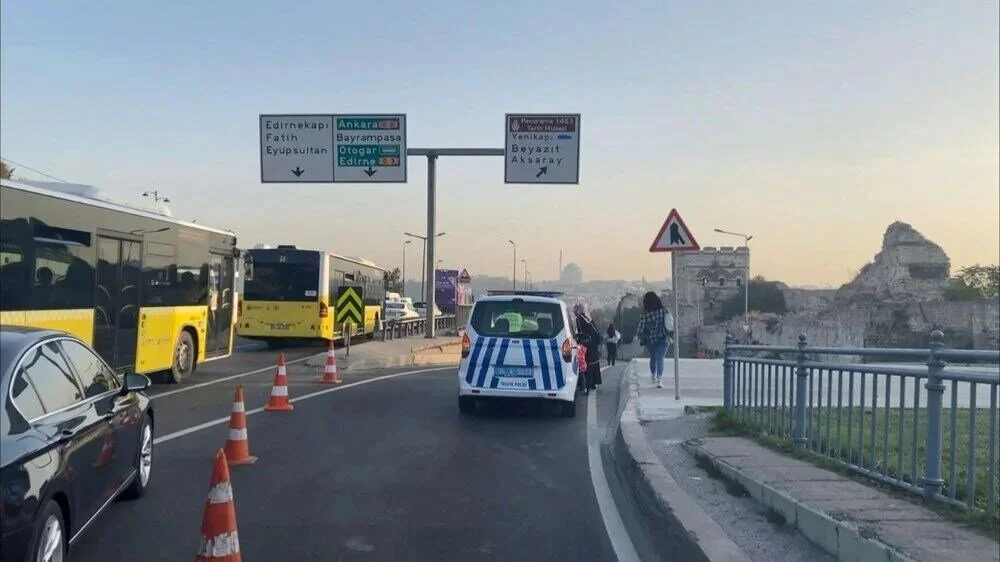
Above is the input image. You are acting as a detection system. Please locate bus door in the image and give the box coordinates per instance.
[94,235,142,370]
[205,251,235,357]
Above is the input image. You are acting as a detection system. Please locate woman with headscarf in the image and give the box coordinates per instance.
[635,291,674,388]
[572,302,602,393]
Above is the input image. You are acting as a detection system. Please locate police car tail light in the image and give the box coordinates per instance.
[461,333,471,358]
[561,339,573,363]
[319,302,329,318]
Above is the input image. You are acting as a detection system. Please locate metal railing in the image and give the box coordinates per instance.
[723,331,1000,515]
[380,315,456,340]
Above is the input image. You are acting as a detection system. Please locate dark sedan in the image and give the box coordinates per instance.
[0,326,154,562]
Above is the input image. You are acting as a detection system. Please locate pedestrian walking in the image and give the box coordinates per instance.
[635,292,674,388]
[605,323,621,366]
[572,303,603,392]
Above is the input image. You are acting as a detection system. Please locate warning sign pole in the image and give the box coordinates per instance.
[649,208,700,401]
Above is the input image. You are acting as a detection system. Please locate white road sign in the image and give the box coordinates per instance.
[259,114,334,183]
[504,114,581,184]
[332,114,407,183]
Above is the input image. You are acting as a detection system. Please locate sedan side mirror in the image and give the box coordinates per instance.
[123,372,152,393]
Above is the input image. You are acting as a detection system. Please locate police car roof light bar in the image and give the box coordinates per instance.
[486,290,565,298]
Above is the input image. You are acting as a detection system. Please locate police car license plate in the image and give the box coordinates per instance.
[497,379,530,390]
[494,366,532,378]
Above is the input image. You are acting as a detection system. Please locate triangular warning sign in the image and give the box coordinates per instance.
[458,269,471,282]
[649,209,700,253]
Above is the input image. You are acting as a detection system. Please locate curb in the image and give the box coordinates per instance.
[683,443,915,562]
[610,361,752,562]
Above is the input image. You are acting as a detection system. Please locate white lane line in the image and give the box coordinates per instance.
[588,368,641,562]
[150,353,317,400]
[153,366,451,445]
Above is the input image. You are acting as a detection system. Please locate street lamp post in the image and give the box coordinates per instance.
[405,231,446,300]
[714,228,753,329]
[521,259,528,291]
[508,240,517,290]
[401,240,412,297]
[142,190,170,203]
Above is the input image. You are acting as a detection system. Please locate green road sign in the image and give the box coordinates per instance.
[336,286,364,326]
[332,114,407,183]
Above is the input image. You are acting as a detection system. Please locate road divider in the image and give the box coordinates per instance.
[153,366,452,445]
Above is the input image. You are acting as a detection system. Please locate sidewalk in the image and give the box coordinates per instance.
[302,336,461,373]
[616,358,999,562]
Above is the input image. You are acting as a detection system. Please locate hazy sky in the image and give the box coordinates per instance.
[2,1,998,286]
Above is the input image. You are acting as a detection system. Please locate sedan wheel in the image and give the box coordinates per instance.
[33,504,65,562]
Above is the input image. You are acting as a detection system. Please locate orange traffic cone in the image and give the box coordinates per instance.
[318,340,342,384]
[264,353,294,412]
[223,386,257,465]
[195,450,242,562]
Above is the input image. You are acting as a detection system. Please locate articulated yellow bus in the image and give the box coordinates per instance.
[237,245,386,347]
[0,178,241,382]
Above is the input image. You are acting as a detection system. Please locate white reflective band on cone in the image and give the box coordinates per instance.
[270,386,288,396]
[206,482,234,504]
[198,531,240,556]
[228,428,247,441]
[231,402,245,413]
[278,366,287,375]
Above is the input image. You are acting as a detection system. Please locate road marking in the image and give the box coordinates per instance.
[150,353,317,400]
[153,366,451,445]
[588,368,641,562]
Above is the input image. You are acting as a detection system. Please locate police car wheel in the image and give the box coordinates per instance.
[458,396,475,415]
[561,400,577,418]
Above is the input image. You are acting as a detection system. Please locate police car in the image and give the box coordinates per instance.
[458,290,582,417]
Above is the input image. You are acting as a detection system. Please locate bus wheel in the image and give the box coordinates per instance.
[170,331,196,383]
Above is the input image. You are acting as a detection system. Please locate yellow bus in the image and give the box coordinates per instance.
[0,178,241,382]
[237,245,386,347]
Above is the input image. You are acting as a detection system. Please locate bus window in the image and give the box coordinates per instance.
[244,250,320,302]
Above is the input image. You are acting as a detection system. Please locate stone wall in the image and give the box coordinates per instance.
[698,300,999,359]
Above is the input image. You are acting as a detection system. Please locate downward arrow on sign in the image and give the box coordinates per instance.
[291,167,304,177]
[364,167,377,177]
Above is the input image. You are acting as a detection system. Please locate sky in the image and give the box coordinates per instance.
[2,1,998,286]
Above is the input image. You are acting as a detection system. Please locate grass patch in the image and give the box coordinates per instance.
[711,409,1000,535]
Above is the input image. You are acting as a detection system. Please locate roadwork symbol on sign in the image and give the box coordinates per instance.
[504,113,581,185]
[649,209,700,253]
[332,114,407,183]
[259,114,335,183]
[336,286,364,326]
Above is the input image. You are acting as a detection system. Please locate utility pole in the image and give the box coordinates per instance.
[714,228,753,330]
[401,239,411,297]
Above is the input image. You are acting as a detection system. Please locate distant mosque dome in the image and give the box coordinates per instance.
[560,263,583,284]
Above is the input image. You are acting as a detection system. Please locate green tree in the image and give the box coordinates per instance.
[718,276,787,320]
[944,265,1000,301]
[0,161,13,179]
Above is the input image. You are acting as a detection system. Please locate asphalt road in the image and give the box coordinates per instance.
[70,346,635,561]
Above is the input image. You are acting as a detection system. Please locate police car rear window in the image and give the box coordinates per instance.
[470,301,564,339]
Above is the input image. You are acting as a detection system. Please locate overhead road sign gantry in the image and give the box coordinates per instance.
[333,114,407,183]
[259,114,335,183]
[504,113,581,184]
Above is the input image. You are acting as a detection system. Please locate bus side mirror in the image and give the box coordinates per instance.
[243,254,254,281]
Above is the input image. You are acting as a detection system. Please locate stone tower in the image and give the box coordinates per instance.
[672,247,750,356]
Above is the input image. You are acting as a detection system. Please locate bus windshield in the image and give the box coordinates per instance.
[244,250,319,302]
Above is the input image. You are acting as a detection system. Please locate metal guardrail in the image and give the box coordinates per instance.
[723,330,1000,515]
[380,315,456,340]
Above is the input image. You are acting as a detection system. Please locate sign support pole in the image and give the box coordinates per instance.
[672,256,680,400]
[409,148,505,338]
